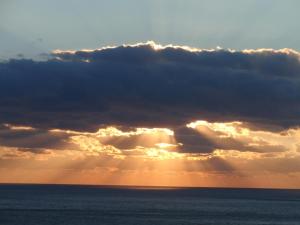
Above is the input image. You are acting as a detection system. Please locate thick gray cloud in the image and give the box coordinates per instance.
[0,43,300,132]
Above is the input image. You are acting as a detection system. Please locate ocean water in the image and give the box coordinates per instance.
[0,185,300,225]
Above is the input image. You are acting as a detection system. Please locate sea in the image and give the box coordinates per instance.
[0,184,300,225]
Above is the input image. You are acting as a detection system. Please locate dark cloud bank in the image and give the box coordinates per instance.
[0,42,300,131]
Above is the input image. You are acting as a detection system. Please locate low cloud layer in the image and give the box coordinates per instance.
[0,42,300,131]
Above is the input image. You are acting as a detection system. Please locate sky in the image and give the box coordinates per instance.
[1,1,300,189]
[1,0,300,59]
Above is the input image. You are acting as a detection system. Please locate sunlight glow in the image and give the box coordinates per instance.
[145,148,183,160]
[70,135,122,156]
[187,120,249,138]
[2,121,300,188]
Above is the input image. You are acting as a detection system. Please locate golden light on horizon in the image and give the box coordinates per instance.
[1,122,300,188]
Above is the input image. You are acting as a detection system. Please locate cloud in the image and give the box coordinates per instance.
[0,124,74,151]
[2,42,300,187]
[175,121,289,153]
[0,42,300,132]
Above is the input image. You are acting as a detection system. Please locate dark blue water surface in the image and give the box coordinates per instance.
[0,184,300,225]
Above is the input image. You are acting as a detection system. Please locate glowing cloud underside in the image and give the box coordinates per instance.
[1,120,300,188]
